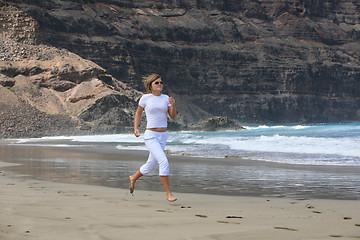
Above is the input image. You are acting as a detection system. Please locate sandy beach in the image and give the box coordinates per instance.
[1,158,360,240]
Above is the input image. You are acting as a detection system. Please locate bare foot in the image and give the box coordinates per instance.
[129,176,135,194]
[167,193,177,202]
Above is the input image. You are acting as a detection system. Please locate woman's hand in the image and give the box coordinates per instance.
[168,97,176,119]
[169,97,175,106]
[134,128,140,137]
[134,105,144,137]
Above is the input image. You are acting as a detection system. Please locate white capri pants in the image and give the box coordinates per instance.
[139,130,170,176]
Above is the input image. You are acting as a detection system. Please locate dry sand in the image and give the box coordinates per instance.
[1,161,359,240]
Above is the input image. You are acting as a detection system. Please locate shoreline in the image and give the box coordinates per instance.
[5,141,360,172]
[1,143,360,200]
[1,161,360,240]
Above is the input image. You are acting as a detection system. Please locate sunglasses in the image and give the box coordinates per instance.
[153,81,163,85]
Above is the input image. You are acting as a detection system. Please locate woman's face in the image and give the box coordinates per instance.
[151,78,163,92]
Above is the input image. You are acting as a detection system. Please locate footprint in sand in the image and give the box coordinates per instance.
[306,204,315,209]
[217,221,241,225]
[274,226,298,231]
[312,211,322,214]
[139,204,151,208]
[195,214,208,218]
[305,204,322,214]
[157,209,172,213]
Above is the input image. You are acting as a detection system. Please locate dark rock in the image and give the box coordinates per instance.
[78,94,137,130]
[192,116,244,131]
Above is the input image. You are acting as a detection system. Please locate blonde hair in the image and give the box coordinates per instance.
[143,74,161,93]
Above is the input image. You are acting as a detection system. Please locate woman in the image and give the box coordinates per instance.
[129,74,177,202]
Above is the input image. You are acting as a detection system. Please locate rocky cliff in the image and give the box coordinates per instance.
[1,0,360,137]
[0,3,143,138]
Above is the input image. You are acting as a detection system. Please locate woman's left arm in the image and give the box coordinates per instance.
[168,97,176,119]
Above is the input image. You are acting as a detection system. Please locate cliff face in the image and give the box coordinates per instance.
[2,0,360,137]
[0,3,143,138]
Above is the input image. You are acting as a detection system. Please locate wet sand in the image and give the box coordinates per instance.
[1,159,360,240]
[1,143,360,200]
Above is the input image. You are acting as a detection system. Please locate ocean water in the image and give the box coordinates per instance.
[5,122,360,199]
[16,122,360,166]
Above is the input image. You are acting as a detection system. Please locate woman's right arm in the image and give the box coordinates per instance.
[134,105,144,137]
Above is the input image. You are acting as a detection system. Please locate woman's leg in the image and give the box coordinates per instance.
[144,136,169,176]
[160,176,177,202]
[145,132,176,201]
[129,170,142,194]
[129,152,157,194]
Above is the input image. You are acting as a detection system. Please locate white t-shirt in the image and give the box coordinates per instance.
[139,94,171,128]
